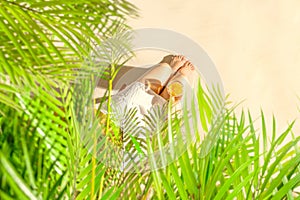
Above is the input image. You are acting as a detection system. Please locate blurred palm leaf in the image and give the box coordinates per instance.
[0,0,137,199]
[0,0,137,109]
[0,86,70,199]
[111,78,300,199]
[1,0,300,199]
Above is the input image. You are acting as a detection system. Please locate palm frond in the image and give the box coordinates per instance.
[1,1,300,199]
[0,0,138,199]
[0,85,70,199]
[0,0,136,109]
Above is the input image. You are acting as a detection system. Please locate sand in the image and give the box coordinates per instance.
[127,0,300,135]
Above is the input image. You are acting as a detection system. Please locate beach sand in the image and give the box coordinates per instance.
[128,0,300,135]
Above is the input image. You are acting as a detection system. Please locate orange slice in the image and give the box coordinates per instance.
[167,81,183,97]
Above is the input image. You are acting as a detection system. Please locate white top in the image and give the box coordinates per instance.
[101,81,167,125]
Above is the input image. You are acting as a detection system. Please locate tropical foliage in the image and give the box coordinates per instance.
[0,1,299,200]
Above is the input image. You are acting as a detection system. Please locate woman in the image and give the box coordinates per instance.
[101,55,197,171]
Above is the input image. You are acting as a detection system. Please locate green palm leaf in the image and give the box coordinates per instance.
[1,1,300,199]
[0,0,137,199]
